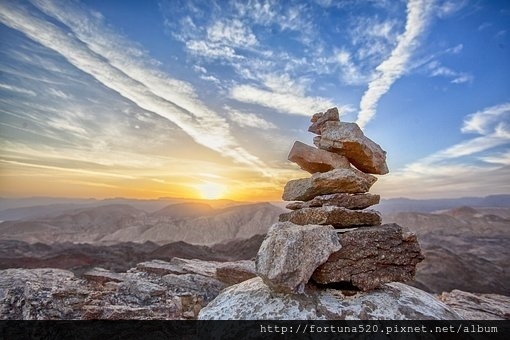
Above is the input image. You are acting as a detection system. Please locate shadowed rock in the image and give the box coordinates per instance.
[255,222,341,294]
[288,141,350,174]
[279,206,381,228]
[286,193,380,210]
[198,277,462,320]
[216,260,256,285]
[312,224,424,291]
[313,121,388,174]
[83,267,124,284]
[282,168,377,201]
[309,107,340,134]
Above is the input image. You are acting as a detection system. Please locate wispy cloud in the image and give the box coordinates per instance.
[357,0,434,129]
[435,0,468,18]
[376,102,510,197]
[225,106,277,129]
[427,60,473,84]
[0,83,36,96]
[461,102,510,135]
[0,0,269,174]
[230,84,334,116]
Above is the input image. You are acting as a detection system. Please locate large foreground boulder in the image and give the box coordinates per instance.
[255,222,341,294]
[198,277,462,320]
[312,224,424,290]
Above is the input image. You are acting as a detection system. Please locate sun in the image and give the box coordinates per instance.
[196,183,226,200]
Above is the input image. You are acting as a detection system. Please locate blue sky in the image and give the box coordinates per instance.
[0,0,509,200]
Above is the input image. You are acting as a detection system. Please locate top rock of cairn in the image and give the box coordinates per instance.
[256,107,423,294]
[309,107,389,175]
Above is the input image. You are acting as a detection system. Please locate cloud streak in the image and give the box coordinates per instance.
[356,0,433,129]
[230,84,334,116]
[376,102,510,198]
[0,0,269,174]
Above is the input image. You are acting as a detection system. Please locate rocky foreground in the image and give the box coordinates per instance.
[1,258,509,320]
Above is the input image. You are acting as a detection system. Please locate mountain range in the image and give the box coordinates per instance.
[0,195,509,295]
[0,201,282,245]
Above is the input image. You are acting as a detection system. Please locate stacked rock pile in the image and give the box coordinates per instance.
[256,107,424,294]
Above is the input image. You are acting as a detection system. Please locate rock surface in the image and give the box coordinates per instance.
[83,267,125,284]
[309,107,339,134]
[312,224,424,290]
[282,168,377,201]
[0,258,234,320]
[288,141,350,174]
[439,290,510,320]
[286,193,380,210]
[280,206,381,228]
[216,260,256,285]
[314,121,388,174]
[198,277,462,320]
[255,222,341,294]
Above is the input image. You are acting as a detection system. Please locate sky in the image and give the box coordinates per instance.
[0,0,509,201]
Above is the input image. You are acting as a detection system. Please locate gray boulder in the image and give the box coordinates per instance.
[255,222,341,294]
[198,277,462,320]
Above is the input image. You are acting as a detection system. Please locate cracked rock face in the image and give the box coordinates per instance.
[282,168,377,201]
[255,222,341,294]
[312,224,424,291]
[279,206,381,228]
[0,258,234,320]
[198,277,462,320]
[286,193,380,210]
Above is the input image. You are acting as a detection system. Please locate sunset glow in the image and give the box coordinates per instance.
[0,0,508,201]
[197,183,227,200]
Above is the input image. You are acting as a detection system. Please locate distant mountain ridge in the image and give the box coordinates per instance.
[0,202,283,246]
[375,194,510,213]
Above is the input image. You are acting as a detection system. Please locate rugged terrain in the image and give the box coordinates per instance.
[2,258,508,320]
[0,197,508,297]
[0,202,282,245]
[384,206,510,295]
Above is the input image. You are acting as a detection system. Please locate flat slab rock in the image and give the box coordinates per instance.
[312,223,424,290]
[439,290,510,320]
[288,141,350,174]
[83,267,125,284]
[198,277,462,320]
[216,260,256,285]
[255,222,341,294]
[279,206,381,228]
[282,168,377,201]
[314,121,388,175]
[286,193,380,210]
[136,258,222,278]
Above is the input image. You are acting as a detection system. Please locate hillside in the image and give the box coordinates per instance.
[383,206,510,295]
[0,202,283,245]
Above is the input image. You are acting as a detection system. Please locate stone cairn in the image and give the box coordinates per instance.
[256,107,424,294]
